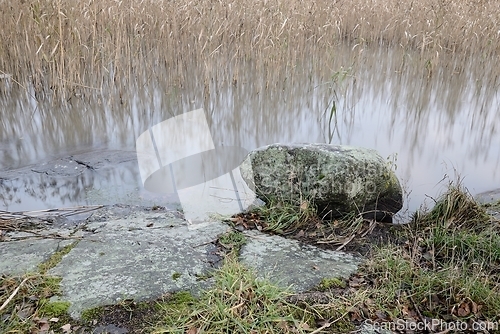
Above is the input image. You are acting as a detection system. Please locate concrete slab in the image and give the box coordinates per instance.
[476,189,500,219]
[48,211,229,318]
[476,189,500,204]
[240,230,362,292]
[0,238,73,275]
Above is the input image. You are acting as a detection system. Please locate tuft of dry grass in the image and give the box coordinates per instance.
[360,182,500,322]
[0,274,72,333]
[153,257,311,334]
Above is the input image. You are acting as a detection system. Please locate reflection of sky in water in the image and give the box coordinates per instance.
[345,87,498,210]
[1,46,499,214]
[331,65,500,211]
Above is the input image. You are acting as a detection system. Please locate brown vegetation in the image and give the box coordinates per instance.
[1,0,499,102]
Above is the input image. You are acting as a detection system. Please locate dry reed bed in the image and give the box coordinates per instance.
[0,0,499,101]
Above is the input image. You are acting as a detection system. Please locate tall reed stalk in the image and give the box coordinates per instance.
[0,0,499,104]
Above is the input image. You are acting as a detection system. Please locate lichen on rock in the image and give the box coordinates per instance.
[239,143,403,220]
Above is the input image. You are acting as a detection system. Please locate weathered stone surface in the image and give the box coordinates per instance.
[0,238,73,275]
[239,143,403,219]
[48,211,229,318]
[240,230,361,292]
[476,189,500,220]
[0,205,364,321]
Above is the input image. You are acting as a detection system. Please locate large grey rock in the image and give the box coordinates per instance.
[239,143,403,219]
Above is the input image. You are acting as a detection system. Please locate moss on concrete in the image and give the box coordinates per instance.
[38,241,78,274]
[317,277,347,291]
[39,300,71,317]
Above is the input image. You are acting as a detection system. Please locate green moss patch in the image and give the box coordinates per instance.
[38,241,78,274]
[317,277,347,291]
[39,301,71,317]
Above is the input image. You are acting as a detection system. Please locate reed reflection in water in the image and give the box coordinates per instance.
[0,44,499,215]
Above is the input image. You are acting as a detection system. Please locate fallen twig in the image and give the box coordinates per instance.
[192,239,217,248]
[360,220,377,237]
[7,233,83,241]
[335,234,356,251]
[309,321,331,334]
[0,205,103,221]
[0,277,29,312]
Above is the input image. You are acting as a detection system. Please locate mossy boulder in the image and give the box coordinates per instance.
[239,143,403,220]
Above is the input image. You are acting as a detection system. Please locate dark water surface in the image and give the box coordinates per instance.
[1,45,499,218]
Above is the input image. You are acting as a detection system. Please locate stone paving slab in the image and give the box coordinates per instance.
[0,238,73,275]
[240,230,362,292]
[476,189,500,204]
[0,207,364,321]
[48,212,229,318]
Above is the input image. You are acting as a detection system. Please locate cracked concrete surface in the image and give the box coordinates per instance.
[240,230,362,292]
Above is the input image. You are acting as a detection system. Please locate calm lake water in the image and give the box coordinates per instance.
[1,44,499,219]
